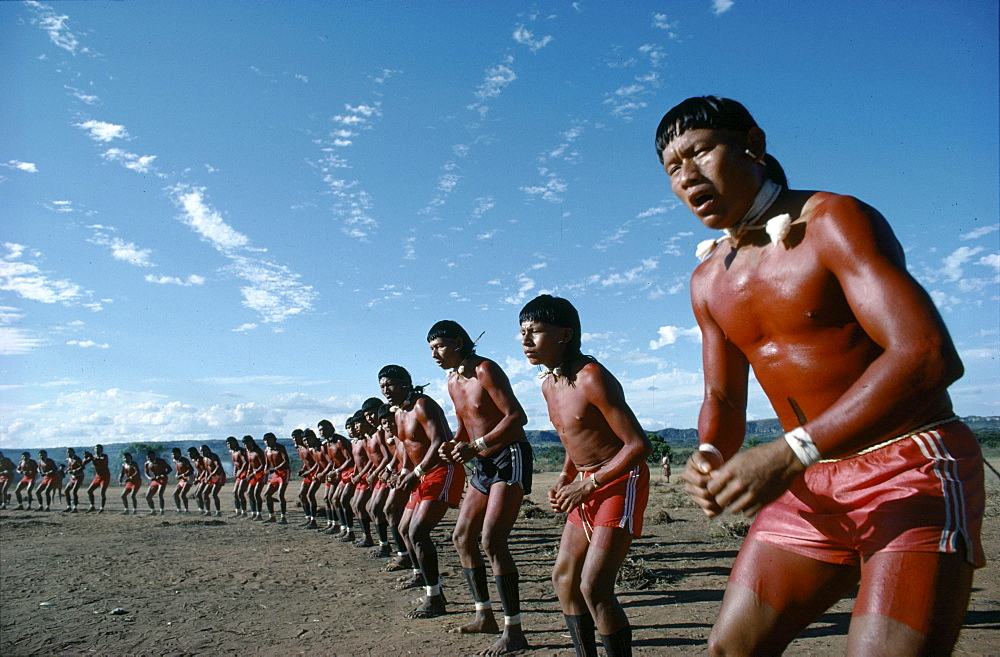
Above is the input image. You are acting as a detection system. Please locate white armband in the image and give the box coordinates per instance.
[783,427,821,467]
[412,464,425,478]
[472,437,488,452]
[698,443,724,463]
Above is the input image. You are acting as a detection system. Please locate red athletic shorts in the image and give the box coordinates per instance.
[749,419,985,567]
[40,475,55,486]
[19,475,35,484]
[248,471,264,486]
[568,463,649,539]
[124,481,141,491]
[149,476,168,488]
[268,470,289,486]
[207,474,226,487]
[407,464,465,509]
[340,467,354,485]
[302,475,314,485]
[91,474,110,487]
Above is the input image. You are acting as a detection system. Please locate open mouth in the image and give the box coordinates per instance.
[693,193,713,207]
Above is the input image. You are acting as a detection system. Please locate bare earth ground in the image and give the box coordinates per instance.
[2,469,997,657]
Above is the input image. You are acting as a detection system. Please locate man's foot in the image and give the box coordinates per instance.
[303,520,318,529]
[339,531,356,543]
[15,504,24,510]
[381,554,413,572]
[405,593,447,619]
[62,507,72,513]
[262,515,277,523]
[97,507,104,514]
[215,510,222,517]
[480,628,530,656]
[71,508,79,513]
[391,572,424,590]
[354,538,375,548]
[369,544,392,558]
[449,612,500,634]
[277,516,288,525]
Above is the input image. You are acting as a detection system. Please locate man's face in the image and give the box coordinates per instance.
[520,320,569,368]
[380,377,409,405]
[661,128,761,231]
[380,417,397,437]
[428,337,462,370]
[318,423,332,440]
[363,409,379,430]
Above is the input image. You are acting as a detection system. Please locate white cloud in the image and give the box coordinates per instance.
[0,327,45,355]
[960,224,999,241]
[468,57,517,116]
[649,325,702,349]
[521,169,567,203]
[0,243,102,310]
[227,255,317,324]
[513,25,553,51]
[2,160,38,173]
[88,231,154,267]
[233,323,257,332]
[67,339,109,349]
[712,0,735,15]
[66,85,100,105]
[941,245,985,282]
[144,274,204,286]
[589,258,659,287]
[26,1,83,54]
[75,120,128,142]
[101,148,158,174]
[168,185,250,251]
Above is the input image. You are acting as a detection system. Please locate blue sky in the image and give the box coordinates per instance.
[2,1,998,449]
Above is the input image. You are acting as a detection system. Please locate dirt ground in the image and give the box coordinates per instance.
[1,469,997,656]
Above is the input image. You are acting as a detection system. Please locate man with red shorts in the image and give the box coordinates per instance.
[35,450,59,512]
[262,432,290,524]
[144,451,173,515]
[0,452,15,509]
[379,365,465,619]
[378,405,414,572]
[658,96,986,655]
[200,445,226,517]
[13,452,38,510]
[346,411,376,545]
[294,429,321,528]
[170,447,194,513]
[519,295,652,657]
[226,437,249,518]
[187,446,208,513]
[243,436,266,520]
[330,418,357,539]
[63,448,85,513]
[119,452,142,514]
[362,400,394,557]
[83,445,111,513]
[317,420,345,533]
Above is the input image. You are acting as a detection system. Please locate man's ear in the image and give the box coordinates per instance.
[560,327,574,346]
[746,127,766,161]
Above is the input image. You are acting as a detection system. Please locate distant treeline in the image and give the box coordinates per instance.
[6,416,998,475]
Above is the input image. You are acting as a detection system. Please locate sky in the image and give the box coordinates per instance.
[2,0,998,449]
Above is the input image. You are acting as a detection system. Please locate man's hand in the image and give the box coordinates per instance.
[437,441,457,463]
[682,449,726,517]
[549,477,597,514]
[449,442,479,464]
[685,440,805,518]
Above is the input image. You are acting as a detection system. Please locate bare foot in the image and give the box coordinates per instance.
[406,594,447,619]
[381,554,413,572]
[448,611,499,634]
[369,544,392,558]
[391,573,423,590]
[480,627,529,656]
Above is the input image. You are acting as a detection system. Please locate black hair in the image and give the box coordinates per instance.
[378,364,412,384]
[518,294,583,358]
[377,403,394,420]
[426,320,476,358]
[318,419,334,431]
[655,95,787,187]
[187,447,200,456]
[361,397,383,412]
[303,428,317,440]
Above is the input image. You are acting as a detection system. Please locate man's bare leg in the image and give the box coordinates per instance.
[480,483,528,655]
[708,539,860,656]
[351,487,374,547]
[392,507,423,588]
[846,550,974,656]
[451,487,498,634]
[405,499,451,618]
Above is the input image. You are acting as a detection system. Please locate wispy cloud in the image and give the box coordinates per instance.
[87,231,155,267]
[587,258,659,287]
[649,325,701,349]
[101,148,159,175]
[67,339,109,349]
[520,168,567,203]
[65,85,100,105]
[75,120,128,142]
[0,327,45,355]
[712,0,735,16]
[0,243,103,311]
[941,245,985,282]
[960,223,999,241]
[168,185,250,251]
[513,25,553,51]
[2,160,38,173]
[468,56,517,117]
[145,274,205,286]
[26,1,87,55]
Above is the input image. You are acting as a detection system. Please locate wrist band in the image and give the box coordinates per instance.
[783,426,821,467]
[591,472,602,488]
[698,443,724,462]
[472,437,488,452]
[412,464,425,478]
[557,471,570,481]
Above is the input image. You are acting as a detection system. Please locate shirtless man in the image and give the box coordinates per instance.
[520,295,652,657]
[170,447,194,513]
[63,448,85,512]
[226,437,249,518]
[660,454,671,482]
[35,450,59,511]
[187,447,208,513]
[317,420,347,533]
[379,365,465,619]
[243,436,267,520]
[429,320,532,655]
[83,445,111,513]
[331,418,358,539]
[347,408,377,547]
[13,452,38,510]
[362,400,395,557]
[378,403,414,571]
[263,432,290,524]
[200,445,226,517]
[294,429,321,528]
[119,452,142,514]
[0,452,15,509]
[657,96,985,655]
[144,451,173,515]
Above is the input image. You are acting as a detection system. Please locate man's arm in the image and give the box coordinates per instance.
[459,360,528,460]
